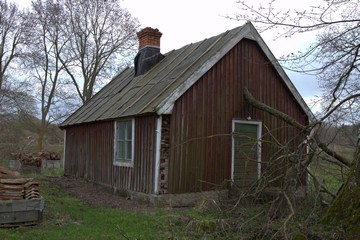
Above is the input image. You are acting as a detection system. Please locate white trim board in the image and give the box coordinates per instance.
[154,116,162,194]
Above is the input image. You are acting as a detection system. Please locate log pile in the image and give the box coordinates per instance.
[0,167,41,200]
[38,151,61,160]
[11,151,61,168]
[11,153,41,167]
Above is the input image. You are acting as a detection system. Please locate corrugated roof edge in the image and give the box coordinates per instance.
[59,66,132,129]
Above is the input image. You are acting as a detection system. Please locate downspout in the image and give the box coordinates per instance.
[154,115,162,194]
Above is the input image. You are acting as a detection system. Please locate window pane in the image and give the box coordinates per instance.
[126,140,132,160]
[115,141,119,160]
[127,121,132,140]
[118,122,126,140]
[118,141,125,160]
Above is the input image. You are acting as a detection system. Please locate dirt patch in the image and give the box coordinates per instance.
[45,176,154,212]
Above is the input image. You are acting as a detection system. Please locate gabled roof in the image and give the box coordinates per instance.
[60,22,313,128]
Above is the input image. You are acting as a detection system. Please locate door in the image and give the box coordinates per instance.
[232,121,261,188]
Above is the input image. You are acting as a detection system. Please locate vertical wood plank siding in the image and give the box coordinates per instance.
[168,39,308,194]
[64,115,157,194]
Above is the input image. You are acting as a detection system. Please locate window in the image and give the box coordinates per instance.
[114,119,134,166]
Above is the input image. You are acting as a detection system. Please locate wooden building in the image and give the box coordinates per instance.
[60,22,313,200]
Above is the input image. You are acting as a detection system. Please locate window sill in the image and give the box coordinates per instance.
[113,161,134,167]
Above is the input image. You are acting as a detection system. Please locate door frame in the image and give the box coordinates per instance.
[231,120,262,182]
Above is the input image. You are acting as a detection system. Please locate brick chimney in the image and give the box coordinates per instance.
[134,27,164,76]
[137,27,162,50]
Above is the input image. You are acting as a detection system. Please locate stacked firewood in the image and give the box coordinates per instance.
[11,153,42,167]
[11,152,61,168]
[0,167,40,200]
[38,151,61,160]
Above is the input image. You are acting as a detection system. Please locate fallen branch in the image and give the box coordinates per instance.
[243,87,350,167]
[243,87,307,132]
[282,192,295,240]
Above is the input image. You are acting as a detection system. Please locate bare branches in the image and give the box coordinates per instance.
[319,93,360,122]
[233,0,360,123]
[0,0,139,152]
[61,0,139,103]
[0,1,25,90]
[233,0,359,36]
[244,87,351,167]
[21,0,68,151]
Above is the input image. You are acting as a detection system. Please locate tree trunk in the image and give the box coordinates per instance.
[322,146,360,238]
[35,132,44,153]
[35,119,47,152]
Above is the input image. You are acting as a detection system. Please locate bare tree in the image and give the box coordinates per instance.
[0,1,37,157]
[22,0,66,152]
[6,0,138,152]
[0,0,25,90]
[60,0,139,103]
[0,81,37,158]
[228,0,360,238]
[232,0,359,118]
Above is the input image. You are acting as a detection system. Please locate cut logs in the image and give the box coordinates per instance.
[38,151,61,160]
[0,167,41,200]
[11,151,61,167]
[9,151,61,173]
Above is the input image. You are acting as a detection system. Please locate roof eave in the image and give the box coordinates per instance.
[156,22,315,122]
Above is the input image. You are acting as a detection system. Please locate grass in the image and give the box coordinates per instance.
[0,169,226,240]
[0,158,349,239]
[310,144,352,196]
[2,182,167,240]
[332,144,355,160]
[0,168,274,239]
[311,160,345,194]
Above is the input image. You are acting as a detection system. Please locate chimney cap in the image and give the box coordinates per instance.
[137,27,162,50]
[137,27,162,37]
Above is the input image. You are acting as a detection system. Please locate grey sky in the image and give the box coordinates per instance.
[12,0,322,112]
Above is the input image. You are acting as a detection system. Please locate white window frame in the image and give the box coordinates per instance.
[114,118,135,167]
[231,120,262,181]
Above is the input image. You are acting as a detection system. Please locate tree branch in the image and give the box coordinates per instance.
[243,87,350,167]
[243,87,308,132]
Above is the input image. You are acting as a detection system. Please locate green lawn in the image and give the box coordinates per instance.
[0,170,225,240]
[0,165,347,239]
[310,147,351,198]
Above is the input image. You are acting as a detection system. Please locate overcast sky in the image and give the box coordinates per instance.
[121,0,321,111]
[12,0,321,112]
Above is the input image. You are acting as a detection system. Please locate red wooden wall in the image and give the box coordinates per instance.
[64,115,157,194]
[167,39,308,194]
